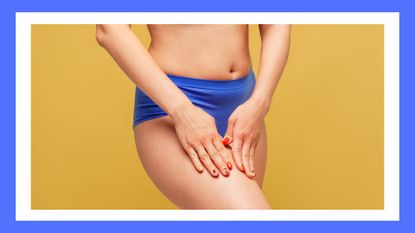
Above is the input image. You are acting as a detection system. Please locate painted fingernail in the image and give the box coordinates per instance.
[222,137,230,145]
[212,169,218,176]
[241,164,245,172]
[227,162,232,170]
[223,168,230,177]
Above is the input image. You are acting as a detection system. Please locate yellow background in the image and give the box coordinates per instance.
[32,24,384,209]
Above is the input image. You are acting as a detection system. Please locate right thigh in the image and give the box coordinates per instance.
[133,116,270,209]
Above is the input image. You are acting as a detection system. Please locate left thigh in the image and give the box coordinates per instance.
[134,116,270,209]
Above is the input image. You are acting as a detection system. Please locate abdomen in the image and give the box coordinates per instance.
[147,24,252,80]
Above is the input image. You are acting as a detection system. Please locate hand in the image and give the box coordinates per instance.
[170,104,233,177]
[224,97,269,178]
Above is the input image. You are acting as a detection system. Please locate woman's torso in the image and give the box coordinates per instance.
[147,24,252,80]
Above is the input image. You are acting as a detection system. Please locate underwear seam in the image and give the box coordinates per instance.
[132,113,168,128]
[175,79,255,91]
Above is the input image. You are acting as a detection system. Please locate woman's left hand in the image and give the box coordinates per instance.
[223,96,269,179]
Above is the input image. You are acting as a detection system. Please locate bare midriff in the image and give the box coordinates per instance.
[147,24,252,80]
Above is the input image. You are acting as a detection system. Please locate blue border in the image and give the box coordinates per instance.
[1,0,413,232]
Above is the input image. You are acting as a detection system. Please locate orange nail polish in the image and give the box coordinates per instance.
[227,162,232,170]
[224,169,230,177]
[223,137,230,145]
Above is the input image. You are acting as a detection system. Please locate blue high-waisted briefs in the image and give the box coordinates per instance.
[133,67,256,137]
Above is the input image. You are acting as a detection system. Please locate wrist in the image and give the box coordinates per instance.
[166,98,194,119]
[249,93,271,114]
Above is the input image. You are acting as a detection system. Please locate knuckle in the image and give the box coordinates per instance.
[217,146,225,155]
[205,131,214,139]
[209,130,217,136]
[243,155,250,161]
[242,149,250,157]
[187,139,197,147]
[181,143,191,151]
[199,134,209,143]
[220,148,228,158]
[236,131,246,138]
[245,137,253,144]
[234,147,242,153]
[199,153,208,160]
[210,150,220,159]
[188,151,198,159]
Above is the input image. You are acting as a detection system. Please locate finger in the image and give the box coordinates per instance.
[195,145,219,177]
[241,140,253,178]
[213,136,233,171]
[185,146,204,173]
[231,136,244,171]
[222,136,232,147]
[224,117,236,145]
[249,143,256,178]
[204,138,229,177]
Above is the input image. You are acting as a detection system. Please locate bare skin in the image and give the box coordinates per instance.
[96,24,291,209]
[134,116,269,209]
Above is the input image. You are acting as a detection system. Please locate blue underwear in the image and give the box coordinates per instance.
[133,67,256,137]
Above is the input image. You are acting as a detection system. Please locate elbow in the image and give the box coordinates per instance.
[259,24,291,39]
[95,24,131,47]
[96,33,107,47]
[95,24,108,47]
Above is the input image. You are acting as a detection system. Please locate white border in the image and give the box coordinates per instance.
[16,12,400,221]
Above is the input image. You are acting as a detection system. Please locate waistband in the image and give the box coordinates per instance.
[164,66,255,90]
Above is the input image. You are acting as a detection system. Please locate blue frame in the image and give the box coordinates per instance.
[1,0,413,232]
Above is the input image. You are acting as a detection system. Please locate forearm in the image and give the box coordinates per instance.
[95,24,192,116]
[251,24,291,112]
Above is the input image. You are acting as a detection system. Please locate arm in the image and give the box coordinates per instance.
[95,24,192,116]
[252,24,291,111]
[224,24,291,178]
[96,24,231,177]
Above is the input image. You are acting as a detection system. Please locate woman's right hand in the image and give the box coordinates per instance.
[170,104,233,177]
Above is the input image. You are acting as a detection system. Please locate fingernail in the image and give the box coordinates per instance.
[223,168,230,177]
[227,162,232,170]
[252,169,255,177]
[212,169,218,176]
[222,137,230,145]
[241,164,245,172]
[197,166,203,173]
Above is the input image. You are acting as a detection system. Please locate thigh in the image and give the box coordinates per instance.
[251,120,267,188]
[133,116,270,209]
